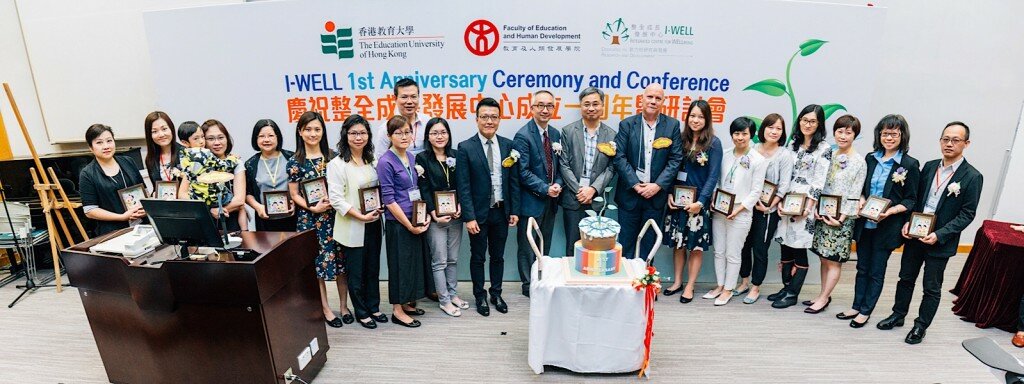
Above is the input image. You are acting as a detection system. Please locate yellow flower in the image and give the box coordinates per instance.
[652,137,672,149]
[502,157,515,168]
[597,142,617,157]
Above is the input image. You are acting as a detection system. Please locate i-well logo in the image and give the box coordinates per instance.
[601,18,629,45]
[321,20,354,59]
[464,19,499,56]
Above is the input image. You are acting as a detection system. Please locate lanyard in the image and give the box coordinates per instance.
[933,163,955,196]
[438,157,451,187]
[726,148,749,185]
[261,154,281,186]
[392,148,415,185]
[160,153,173,181]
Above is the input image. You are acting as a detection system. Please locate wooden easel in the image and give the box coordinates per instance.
[3,83,89,292]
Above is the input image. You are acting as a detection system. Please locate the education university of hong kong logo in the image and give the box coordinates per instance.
[601,18,629,45]
[464,19,499,56]
[321,20,354,59]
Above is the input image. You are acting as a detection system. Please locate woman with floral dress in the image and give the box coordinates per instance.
[806,115,867,314]
[287,111,350,328]
[662,99,723,303]
[771,104,833,309]
[177,119,246,231]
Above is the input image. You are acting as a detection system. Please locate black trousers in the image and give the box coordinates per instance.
[740,211,779,285]
[891,244,950,329]
[516,202,555,293]
[1019,295,1024,332]
[469,207,508,300]
[780,244,809,268]
[562,206,591,257]
[254,214,297,232]
[342,220,382,320]
[619,205,663,260]
[851,228,897,316]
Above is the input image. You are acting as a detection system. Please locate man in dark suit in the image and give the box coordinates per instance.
[559,87,617,256]
[455,97,520,316]
[611,83,683,259]
[512,90,562,297]
[876,121,983,344]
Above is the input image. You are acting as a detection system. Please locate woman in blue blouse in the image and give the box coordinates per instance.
[378,115,434,328]
[662,100,723,303]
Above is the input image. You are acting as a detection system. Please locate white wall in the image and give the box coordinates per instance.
[3,0,1021,242]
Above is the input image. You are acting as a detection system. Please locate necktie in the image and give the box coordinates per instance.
[543,130,553,182]
[638,126,646,171]
[486,139,496,205]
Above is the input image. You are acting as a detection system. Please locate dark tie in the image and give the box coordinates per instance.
[543,130,553,182]
[486,139,496,205]
[638,127,646,172]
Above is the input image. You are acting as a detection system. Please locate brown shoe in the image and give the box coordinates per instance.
[1013,332,1024,348]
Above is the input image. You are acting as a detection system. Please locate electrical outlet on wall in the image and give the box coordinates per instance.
[283,368,294,384]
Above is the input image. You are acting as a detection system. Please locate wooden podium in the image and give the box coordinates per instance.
[62,230,328,384]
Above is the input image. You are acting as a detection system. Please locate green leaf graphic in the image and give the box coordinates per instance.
[822,103,847,120]
[743,79,787,97]
[799,39,828,56]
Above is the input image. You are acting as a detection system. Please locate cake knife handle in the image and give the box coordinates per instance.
[527,217,544,280]
[636,218,663,265]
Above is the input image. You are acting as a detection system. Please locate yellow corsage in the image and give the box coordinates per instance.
[502,149,521,168]
[652,137,672,149]
[597,141,617,157]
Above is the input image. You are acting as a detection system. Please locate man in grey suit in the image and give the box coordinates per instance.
[558,87,617,256]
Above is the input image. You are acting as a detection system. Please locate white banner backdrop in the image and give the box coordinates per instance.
[144,0,886,281]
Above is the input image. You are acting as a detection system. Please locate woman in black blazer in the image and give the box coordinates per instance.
[244,119,297,231]
[79,124,148,236]
[839,114,920,327]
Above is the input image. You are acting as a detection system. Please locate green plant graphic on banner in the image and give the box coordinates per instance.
[743,39,846,142]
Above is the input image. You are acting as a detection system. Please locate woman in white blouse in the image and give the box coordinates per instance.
[805,115,867,314]
[772,105,832,309]
[706,118,767,305]
[326,114,386,329]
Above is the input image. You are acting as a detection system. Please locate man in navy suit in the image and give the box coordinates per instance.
[612,83,683,259]
[455,97,520,316]
[512,90,563,297]
[876,122,983,345]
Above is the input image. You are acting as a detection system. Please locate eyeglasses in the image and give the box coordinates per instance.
[799,118,818,126]
[940,137,966,145]
[582,102,603,109]
[205,135,226,142]
[392,130,413,137]
[532,104,555,111]
[478,115,500,122]
[429,131,449,137]
[881,132,901,138]
[347,131,368,137]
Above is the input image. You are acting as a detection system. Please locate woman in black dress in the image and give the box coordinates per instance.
[79,124,147,236]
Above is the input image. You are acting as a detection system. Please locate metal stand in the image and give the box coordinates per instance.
[1,173,58,308]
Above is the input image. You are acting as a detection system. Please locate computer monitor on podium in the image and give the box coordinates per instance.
[140,199,224,259]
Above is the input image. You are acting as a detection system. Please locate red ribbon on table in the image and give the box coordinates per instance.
[637,283,656,377]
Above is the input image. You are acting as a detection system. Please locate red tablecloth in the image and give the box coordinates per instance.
[950,220,1024,332]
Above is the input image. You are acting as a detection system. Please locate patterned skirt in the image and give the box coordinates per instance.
[663,207,713,251]
[811,217,856,262]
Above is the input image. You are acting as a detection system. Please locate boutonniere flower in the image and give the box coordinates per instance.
[739,155,750,169]
[502,149,521,168]
[597,141,617,156]
[652,137,672,150]
[696,151,709,166]
[947,182,961,197]
[551,142,562,154]
[414,164,425,178]
[445,157,456,168]
[892,167,907,185]
[837,154,849,170]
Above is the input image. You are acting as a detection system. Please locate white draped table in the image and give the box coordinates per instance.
[527,256,649,374]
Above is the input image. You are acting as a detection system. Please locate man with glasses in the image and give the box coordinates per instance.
[512,90,563,297]
[876,121,983,345]
[455,97,520,316]
[558,87,616,257]
[375,78,426,158]
[611,83,683,259]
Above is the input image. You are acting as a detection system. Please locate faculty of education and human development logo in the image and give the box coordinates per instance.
[464,19,499,56]
[321,20,354,59]
[601,18,629,45]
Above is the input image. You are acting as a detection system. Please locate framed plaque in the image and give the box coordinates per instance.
[908,212,936,239]
[711,189,735,216]
[300,176,328,205]
[359,186,382,214]
[412,200,428,226]
[262,190,292,219]
[154,180,179,200]
[673,185,698,208]
[760,180,778,205]
[779,193,808,216]
[861,196,892,222]
[817,194,843,219]
[434,190,458,217]
[117,183,147,210]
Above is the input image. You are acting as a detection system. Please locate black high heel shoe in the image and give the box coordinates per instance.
[803,297,832,314]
